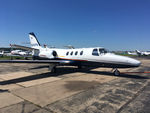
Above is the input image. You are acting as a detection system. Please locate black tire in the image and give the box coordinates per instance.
[51,67,56,73]
[114,69,120,76]
[32,56,36,60]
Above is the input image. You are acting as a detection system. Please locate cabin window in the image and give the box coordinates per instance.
[75,51,78,55]
[66,52,69,55]
[92,49,99,56]
[70,51,73,55]
[80,51,83,55]
[99,48,107,54]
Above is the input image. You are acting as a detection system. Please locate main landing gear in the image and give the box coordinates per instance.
[112,69,120,76]
[78,65,82,69]
[49,64,57,73]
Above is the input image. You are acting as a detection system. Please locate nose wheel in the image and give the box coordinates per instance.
[113,69,120,76]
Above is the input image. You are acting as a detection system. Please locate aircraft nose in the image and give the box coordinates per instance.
[135,60,141,66]
[128,58,141,67]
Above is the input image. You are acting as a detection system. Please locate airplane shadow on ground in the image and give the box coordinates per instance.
[0,67,83,85]
[0,89,8,93]
[29,65,49,69]
[0,67,149,85]
[87,70,149,79]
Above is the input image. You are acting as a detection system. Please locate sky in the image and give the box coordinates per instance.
[0,0,150,51]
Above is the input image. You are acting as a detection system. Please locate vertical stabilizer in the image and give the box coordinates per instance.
[29,32,41,48]
[135,50,140,54]
[135,50,141,56]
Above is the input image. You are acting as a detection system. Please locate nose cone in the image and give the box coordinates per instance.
[108,54,141,67]
[118,55,141,67]
[128,58,141,67]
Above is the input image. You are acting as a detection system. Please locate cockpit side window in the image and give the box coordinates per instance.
[99,48,107,54]
[75,51,78,55]
[80,51,83,55]
[70,51,73,55]
[92,49,99,56]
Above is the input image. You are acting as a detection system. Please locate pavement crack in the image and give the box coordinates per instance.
[116,81,149,113]
[21,102,25,113]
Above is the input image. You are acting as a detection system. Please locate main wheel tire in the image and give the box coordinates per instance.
[114,69,120,76]
[51,67,56,73]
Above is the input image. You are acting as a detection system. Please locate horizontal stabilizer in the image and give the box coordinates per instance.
[10,44,38,51]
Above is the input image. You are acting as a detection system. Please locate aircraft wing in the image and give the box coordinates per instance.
[0,60,71,64]
[10,44,37,51]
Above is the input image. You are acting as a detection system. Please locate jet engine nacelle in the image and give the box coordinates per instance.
[39,50,57,59]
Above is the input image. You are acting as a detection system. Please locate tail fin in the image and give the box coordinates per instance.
[135,50,140,54]
[135,50,141,56]
[29,32,41,48]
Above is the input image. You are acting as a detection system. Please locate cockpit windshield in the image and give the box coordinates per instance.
[99,48,108,54]
[92,48,108,56]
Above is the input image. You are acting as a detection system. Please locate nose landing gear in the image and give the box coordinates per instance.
[112,69,120,76]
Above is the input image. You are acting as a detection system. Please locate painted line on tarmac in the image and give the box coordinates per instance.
[121,71,150,74]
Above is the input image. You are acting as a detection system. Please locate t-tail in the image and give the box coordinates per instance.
[29,32,41,49]
[135,50,141,54]
[135,50,141,56]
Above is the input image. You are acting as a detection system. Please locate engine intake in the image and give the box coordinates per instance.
[52,51,57,57]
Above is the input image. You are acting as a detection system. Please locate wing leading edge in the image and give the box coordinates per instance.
[0,60,71,64]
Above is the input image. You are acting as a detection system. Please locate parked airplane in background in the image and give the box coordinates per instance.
[11,50,29,56]
[127,51,137,56]
[0,51,4,56]
[0,51,11,56]
[135,50,150,56]
[0,32,141,75]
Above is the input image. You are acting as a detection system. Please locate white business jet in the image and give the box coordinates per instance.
[0,51,4,56]
[127,51,137,56]
[135,50,150,56]
[0,32,141,75]
[11,50,28,56]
